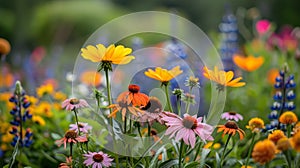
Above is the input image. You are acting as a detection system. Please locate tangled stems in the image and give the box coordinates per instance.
[220,134,232,167]
[163,83,173,112]
[245,132,256,167]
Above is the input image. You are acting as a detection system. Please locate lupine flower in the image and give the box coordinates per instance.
[138,97,164,125]
[268,130,286,145]
[81,44,135,72]
[221,112,243,122]
[117,84,149,107]
[80,71,102,87]
[144,66,183,84]
[246,118,265,133]
[69,122,92,134]
[162,113,214,148]
[279,111,298,124]
[83,151,113,168]
[62,98,89,111]
[55,130,88,149]
[291,131,300,152]
[58,156,72,168]
[256,20,271,35]
[252,139,276,165]
[217,121,245,140]
[202,66,246,89]
[233,55,264,72]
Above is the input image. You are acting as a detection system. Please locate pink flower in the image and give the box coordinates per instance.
[55,130,88,149]
[162,113,214,148]
[138,97,165,125]
[59,156,72,168]
[69,122,92,134]
[83,151,113,168]
[62,98,89,111]
[221,112,243,122]
[267,26,298,52]
[256,20,271,35]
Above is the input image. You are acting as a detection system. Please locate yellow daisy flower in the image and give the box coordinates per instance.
[233,55,264,72]
[144,66,183,84]
[246,117,265,133]
[81,44,135,67]
[279,111,298,124]
[36,84,54,97]
[268,130,286,145]
[32,115,46,126]
[203,66,246,88]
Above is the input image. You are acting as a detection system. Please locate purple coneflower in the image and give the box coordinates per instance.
[69,122,92,134]
[162,113,214,148]
[83,151,113,168]
[62,98,89,111]
[221,112,243,122]
[55,130,88,149]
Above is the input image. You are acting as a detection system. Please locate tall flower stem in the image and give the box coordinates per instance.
[287,124,292,138]
[185,87,193,114]
[283,150,292,168]
[104,69,113,126]
[176,95,181,117]
[245,133,256,167]
[124,116,127,134]
[193,141,203,161]
[73,109,81,135]
[164,84,173,112]
[220,134,232,166]
[178,140,184,168]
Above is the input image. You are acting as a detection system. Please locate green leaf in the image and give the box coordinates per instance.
[215,152,220,166]
[50,133,62,140]
[184,161,200,168]
[159,159,179,168]
[200,148,211,168]
[3,165,9,168]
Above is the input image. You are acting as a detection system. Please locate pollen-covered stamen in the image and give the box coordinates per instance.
[224,121,238,129]
[65,130,78,139]
[183,116,198,129]
[93,154,104,162]
[228,112,237,115]
[70,98,80,105]
[128,84,140,93]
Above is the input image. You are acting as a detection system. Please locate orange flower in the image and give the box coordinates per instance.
[117,84,149,107]
[233,55,264,72]
[81,44,135,64]
[80,71,102,86]
[252,139,276,165]
[0,38,11,55]
[291,131,300,152]
[217,121,245,140]
[246,117,265,133]
[203,66,246,88]
[107,101,143,121]
[276,137,291,151]
[279,111,298,124]
[144,66,183,83]
[0,72,14,88]
[268,130,286,145]
[267,69,279,85]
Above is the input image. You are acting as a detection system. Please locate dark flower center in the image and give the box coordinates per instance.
[78,123,84,128]
[128,84,140,93]
[182,116,197,129]
[228,112,237,115]
[65,130,77,139]
[141,97,162,113]
[93,154,104,162]
[70,98,79,105]
[150,129,158,136]
[224,121,238,129]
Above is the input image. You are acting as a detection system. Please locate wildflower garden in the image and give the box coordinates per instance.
[1,1,300,168]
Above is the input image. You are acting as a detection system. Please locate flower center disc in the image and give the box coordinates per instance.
[228,112,237,115]
[182,116,197,129]
[128,84,140,93]
[224,121,238,129]
[70,98,80,105]
[93,154,104,162]
[65,130,77,139]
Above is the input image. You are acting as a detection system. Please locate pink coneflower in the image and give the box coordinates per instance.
[69,122,92,134]
[83,151,113,168]
[62,98,89,111]
[59,156,72,168]
[221,112,243,122]
[162,113,214,148]
[138,97,164,125]
[55,130,88,149]
[256,20,271,35]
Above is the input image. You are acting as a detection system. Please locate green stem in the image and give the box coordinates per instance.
[105,69,113,126]
[124,116,127,134]
[185,87,193,114]
[176,95,181,117]
[193,141,203,161]
[220,134,232,166]
[245,133,256,167]
[265,162,270,168]
[148,122,151,137]
[179,140,184,168]
[164,84,173,112]
[73,109,81,136]
[284,150,292,168]
[287,124,292,138]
